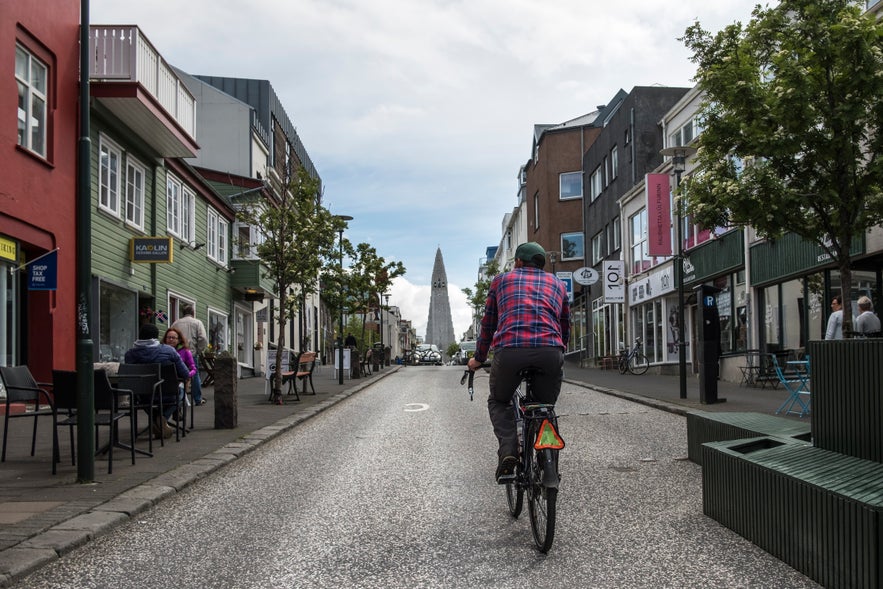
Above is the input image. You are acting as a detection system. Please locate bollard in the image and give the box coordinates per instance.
[213,353,238,429]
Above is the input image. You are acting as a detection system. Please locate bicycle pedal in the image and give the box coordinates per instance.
[496,473,516,484]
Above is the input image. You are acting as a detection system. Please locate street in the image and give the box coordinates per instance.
[13,367,819,588]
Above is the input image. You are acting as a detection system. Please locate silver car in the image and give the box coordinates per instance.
[454,341,476,365]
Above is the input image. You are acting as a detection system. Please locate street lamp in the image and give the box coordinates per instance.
[383,292,391,366]
[660,146,697,400]
[335,215,353,385]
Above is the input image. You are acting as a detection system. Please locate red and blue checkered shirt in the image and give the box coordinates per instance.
[473,266,571,363]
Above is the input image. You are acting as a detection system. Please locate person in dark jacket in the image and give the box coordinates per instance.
[124,323,188,438]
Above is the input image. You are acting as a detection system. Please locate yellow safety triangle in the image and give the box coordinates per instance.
[534,419,565,450]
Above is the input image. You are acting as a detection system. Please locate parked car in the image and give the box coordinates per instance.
[454,341,476,365]
[413,343,443,366]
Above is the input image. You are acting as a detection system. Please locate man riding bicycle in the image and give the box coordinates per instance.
[467,242,570,483]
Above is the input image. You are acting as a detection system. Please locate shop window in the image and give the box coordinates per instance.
[208,308,228,352]
[98,281,137,362]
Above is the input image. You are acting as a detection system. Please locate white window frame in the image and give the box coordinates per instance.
[610,146,619,181]
[591,231,604,264]
[15,44,47,157]
[208,307,229,352]
[207,207,228,265]
[590,166,603,201]
[559,171,583,200]
[166,174,195,243]
[533,192,540,230]
[125,156,146,230]
[99,135,122,216]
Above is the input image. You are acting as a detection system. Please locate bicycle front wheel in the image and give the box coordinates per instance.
[526,425,556,552]
[629,352,649,375]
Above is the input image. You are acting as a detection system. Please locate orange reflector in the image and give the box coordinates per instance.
[534,419,565,450]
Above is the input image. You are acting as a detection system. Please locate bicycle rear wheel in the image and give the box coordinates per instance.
[629,351,649,375]
[505,479,523,517]
[526,424,556,552]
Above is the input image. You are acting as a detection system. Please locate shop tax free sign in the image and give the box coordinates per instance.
[129,237,173,263]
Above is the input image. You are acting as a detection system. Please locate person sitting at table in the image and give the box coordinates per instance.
[163,327,198,405]
[125,323,188,439]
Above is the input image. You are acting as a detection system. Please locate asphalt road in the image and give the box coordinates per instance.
[12,367,819,588]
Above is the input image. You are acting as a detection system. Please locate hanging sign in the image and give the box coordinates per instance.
[603,260,625,303]
[573,266,599,286]
[28,250,57,291]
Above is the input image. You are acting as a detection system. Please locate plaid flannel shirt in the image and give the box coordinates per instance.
[473,266,570,363]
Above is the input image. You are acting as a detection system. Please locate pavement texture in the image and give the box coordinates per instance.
[0,361,802,586]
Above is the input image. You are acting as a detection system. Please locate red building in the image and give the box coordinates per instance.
[1,2,80,379]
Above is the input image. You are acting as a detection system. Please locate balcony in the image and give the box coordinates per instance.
[89,26,198,158]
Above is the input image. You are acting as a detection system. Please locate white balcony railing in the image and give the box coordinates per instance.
[89,26,196,138]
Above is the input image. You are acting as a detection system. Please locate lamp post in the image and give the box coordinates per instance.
[335,215,352,385]
[660,146,697,399]
[383,292,390,366]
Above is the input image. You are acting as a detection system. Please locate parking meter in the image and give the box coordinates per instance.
[695,284,726,404]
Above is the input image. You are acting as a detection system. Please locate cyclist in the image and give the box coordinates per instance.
[467,242,570,483]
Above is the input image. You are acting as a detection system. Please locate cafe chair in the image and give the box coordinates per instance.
[159,363,187,441]
[116,363,164,452]
[1,365,56,469]
[93,368,136,473]
[51,369,79,471]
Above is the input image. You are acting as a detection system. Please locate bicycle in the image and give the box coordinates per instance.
[462,367,564,553]
[618,336,649,375]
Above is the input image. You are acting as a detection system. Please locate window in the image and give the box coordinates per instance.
[234,222,263,259]
[603,156,609,187]
[15,44,47,157]
[630,209,650,274]
[207,207,228,265]
[561,232,584,261]
[612,216,621,252]
[166,175,195,242]
[610,146,618,180]
[125,157,145,230]
[99,137,122,216]
[589,166,603,201]
[559,172,582,200]
[669,117,701,147]
[208,308,229,352]
[533,192,540,230]
[591,231,603,264]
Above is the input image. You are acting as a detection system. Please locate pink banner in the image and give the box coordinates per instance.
[646,173,672,256]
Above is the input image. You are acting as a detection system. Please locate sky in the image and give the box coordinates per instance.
[90,0,763,342]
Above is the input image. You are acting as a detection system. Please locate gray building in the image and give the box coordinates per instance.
[425,248,456,353]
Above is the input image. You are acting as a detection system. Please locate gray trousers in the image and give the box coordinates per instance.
[487,347,564,459]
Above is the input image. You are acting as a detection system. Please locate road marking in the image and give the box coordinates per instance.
[404,403,429,412]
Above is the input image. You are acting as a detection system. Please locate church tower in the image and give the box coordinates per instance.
[425,248,457,351]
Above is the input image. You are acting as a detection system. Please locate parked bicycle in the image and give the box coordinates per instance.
[619,336,649,375]
[462,367,564,553]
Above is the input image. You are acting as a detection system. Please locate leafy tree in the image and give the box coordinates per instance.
[346,243,406,345]
[682,0,883,334]
[462,259,501,327]
[446,342,460,358]
[237,167,343,403]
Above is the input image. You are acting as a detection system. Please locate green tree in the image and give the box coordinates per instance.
[462,259,501,327]
[237,167,343,403]
[682,0,883,334]
[347,243,406,345]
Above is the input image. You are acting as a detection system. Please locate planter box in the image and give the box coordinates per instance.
[808,340,883,462]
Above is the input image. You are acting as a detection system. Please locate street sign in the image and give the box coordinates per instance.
[573,266,599,286]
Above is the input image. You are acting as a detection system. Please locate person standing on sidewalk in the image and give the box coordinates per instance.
[172,304,208,405]
[824,296,844,340]
[854,296,882,337]
[467,242,570,483]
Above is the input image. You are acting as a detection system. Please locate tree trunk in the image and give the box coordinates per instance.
[840,259,853,338]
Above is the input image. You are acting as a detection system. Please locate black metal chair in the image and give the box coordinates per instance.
[116,363,165,452]
[1,365,56,470]
[51,369,79,470]
[93,368,136,473]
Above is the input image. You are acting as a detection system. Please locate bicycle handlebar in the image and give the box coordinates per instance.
[461,369,475,401]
